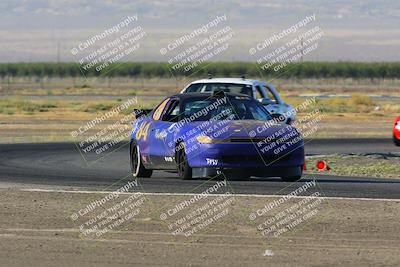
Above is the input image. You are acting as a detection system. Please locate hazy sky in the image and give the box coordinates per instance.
[0,0,399,62]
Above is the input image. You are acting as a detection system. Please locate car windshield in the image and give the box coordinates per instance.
[181,96,272,121]
[185,83,253,97]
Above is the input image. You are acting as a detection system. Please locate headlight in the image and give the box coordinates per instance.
[196,135,214,144]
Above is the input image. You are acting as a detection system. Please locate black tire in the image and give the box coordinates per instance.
[130,141,152,178]
[176,144,192,180]
[393,135,400,146]
[281,176,302,182]
[281,167,302,182]
[237,174,251,181]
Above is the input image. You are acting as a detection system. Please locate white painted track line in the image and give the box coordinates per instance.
[20,188,400,202]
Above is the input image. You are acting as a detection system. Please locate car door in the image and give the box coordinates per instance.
[148,98,180,169]
[134,98,170,161]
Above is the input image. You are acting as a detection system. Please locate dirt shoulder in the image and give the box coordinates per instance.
[0,189,399,266]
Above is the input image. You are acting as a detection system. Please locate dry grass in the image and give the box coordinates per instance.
[306,155,400,179]
[0,79,398,143]
[0,98,58,115]
[286,95,400,114]
[0,98,159,116]
[2,77,400,96]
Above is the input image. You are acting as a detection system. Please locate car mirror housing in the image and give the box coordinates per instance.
[259,98,275,105]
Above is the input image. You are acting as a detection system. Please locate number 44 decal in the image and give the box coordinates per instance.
[135,122,151,141]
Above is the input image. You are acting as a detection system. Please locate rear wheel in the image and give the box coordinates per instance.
[130,142,152,178]
[393,135,400,146]
[176,144,192,180]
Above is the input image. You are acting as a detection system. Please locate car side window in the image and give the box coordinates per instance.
[261,85,277,102]
[255,85,265,99]
[161,99,180,122]
[185,83,204,93]
[152,98,170,121]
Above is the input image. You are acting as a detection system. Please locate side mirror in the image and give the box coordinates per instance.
[134,108,152,119]
[259,98,275,105]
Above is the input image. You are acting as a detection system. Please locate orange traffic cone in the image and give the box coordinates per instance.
[316,160,330,171]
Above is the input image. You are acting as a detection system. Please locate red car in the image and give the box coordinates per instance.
[394,116,400,146]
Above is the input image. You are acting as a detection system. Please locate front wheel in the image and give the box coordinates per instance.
[281,176,302,182]
[176,144,192,180]
[281,167,302,182]
[130,142,152,178]
[393,135,400,146]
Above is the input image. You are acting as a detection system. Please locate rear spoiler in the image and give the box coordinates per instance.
[134,108,153,119]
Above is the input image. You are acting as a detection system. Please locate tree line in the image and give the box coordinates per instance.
[0,62,399,79]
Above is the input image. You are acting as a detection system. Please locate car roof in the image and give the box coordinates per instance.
[170,92,253,100]
[189,78,265,85]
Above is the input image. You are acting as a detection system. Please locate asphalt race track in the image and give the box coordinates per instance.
[0,139,399,199]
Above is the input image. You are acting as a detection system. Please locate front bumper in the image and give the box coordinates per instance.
[186,141,305,169]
